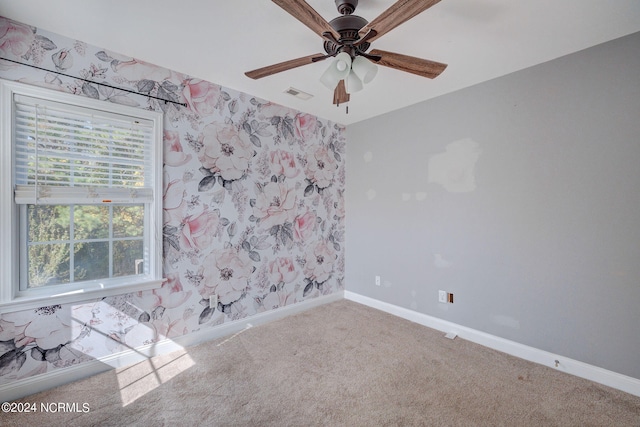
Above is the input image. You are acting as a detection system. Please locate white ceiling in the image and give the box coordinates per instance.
[1,0,640,125]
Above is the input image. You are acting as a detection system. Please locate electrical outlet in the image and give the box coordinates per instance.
[375,276,381,286]
[448,292,454,303]
[438,290,447,303]
[209,294,218,309]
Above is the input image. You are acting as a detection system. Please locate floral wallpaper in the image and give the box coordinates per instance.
[0,17,345,385]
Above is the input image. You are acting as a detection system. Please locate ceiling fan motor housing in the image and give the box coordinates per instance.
[324,14,370,56]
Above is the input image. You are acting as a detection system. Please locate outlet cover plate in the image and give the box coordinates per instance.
[438,290,447,303]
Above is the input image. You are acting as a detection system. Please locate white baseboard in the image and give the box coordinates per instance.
[5,290,638,402]
[0,291,343,402]
[344,291,640,398]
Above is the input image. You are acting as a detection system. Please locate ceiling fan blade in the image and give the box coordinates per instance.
[333,80,350,105]
[369,49,447,79]
[359,0,442,42]
[273,0,340,39]
[245,53,329,79]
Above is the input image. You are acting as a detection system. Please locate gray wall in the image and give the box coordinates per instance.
[346,32,640,379]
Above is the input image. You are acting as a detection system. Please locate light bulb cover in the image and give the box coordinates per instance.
[347,70,363,93]
[320,62,341,90]
[319,52,353,91]
[352,56,378,84]
[334,52,352,78]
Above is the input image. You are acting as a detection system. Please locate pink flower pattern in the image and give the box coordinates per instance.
[163,178,187,225]
[268,257,299,285]
[295,113,318,140]
[303,241,336,283]
[0,16,345,385]
[253,182,297,230]
[0,20,35,59]
[199,123,254,181]
[293,210,316,242]
[1,305,80,350]
[183,79,221,116]
[305,146,337,189]
[200,249,254,305]
[138,273,193,310]
[113,57,172,81]
[164,130,192,167]
[180,209,220,252]
[270,150,299,178]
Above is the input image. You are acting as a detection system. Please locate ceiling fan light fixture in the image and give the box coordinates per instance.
[320,62,341,90]
[248,0,448,109]
[347,70,363,93]
[320,52,352,90]
[352,56,378,84]
[334,52,352,74]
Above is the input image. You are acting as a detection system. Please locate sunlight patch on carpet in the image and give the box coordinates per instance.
[116,350,195,406]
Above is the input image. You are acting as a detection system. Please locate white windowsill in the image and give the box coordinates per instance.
[0,277,166,314]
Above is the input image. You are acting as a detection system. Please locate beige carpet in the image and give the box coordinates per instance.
[5,300,640,426]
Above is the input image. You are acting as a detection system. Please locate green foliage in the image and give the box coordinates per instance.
[27,205,71,287]
[113,206,144,237]
[26,204,145,287]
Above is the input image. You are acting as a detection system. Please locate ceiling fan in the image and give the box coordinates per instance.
[245,0,448,107]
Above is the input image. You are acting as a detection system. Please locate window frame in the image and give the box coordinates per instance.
[0,79,165,313]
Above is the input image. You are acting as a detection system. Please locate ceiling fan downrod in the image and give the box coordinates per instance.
[335,0,357,15]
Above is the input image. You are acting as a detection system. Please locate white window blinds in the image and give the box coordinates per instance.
[13,94,155,204]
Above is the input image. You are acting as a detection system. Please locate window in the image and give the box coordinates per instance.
[1,79,164,312]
